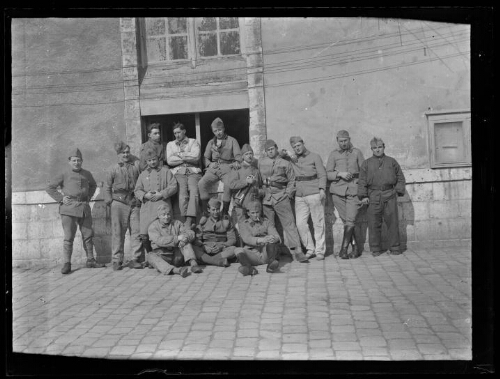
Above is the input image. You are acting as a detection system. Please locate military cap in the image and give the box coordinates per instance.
[370,137,385,147]
[264,139,277,150]
[143,148,158,160]
[208,198,222,209]
[336,130,350,139]
[68,148,83,160]
[289,136,303,145]
[241,144,253,155]
[157,203,171,215]
[245,200,262,212]
[211,117,224,129]
[114,141,129,154]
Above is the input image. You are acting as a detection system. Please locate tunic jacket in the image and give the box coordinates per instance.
[326,146,365,196]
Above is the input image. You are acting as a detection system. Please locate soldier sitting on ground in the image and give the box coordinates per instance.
[192,198,241,267]
[147,203,203,276]
[236,200,281,277]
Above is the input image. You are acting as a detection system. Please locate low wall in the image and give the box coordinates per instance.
[11,168,471,268]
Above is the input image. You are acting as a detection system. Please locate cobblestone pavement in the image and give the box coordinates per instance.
[11,246,471,361]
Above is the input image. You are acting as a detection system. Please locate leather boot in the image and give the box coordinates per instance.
[291,248,309,263]
[338,225,354,259]
[61,262,71,274]
[86,258,105,268]
[348,225,363,259]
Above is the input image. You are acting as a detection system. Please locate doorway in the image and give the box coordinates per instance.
[142,108,250,168]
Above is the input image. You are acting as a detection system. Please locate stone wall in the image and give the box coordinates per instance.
[11,168,470,268]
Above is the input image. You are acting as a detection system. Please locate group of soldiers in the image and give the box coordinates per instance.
[46,117,406,277]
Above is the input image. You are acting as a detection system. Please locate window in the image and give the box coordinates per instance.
[426,110,471,168]
[144,17,240,64]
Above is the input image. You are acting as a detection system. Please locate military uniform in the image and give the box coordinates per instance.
[104,143,142,267]
[229,146,263,224]
[238,215,281,266]
[139,139,166,172]
[134,164,178,236]
[259,139,308,262]
[326,131,365,258]
[46,148,103,273]
[286,137,327,259]
[358,153,406,254]
[166,136,202,222]
[193,210,243,266]
[198,118,242,214]
[147,218,198,274]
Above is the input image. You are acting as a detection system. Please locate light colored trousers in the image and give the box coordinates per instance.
[294,193,326,256]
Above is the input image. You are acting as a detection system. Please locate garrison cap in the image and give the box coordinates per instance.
[68,148,83,160]
[241,144,253,155]
[336,130,350,139]
[208,198,222,209]
[144,148,158,160]
[370,137,385,147]
[211,117,224,129]
[289,136,303,145]
[264,139,277,150]
[114,141,129,154]
[157,203,172,215]
[245,200,262,212]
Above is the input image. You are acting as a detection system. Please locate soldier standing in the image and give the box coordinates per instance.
[358,137,406,256]
[285,136,328,261]
[46,148,105,274]
[326,130,365,259]
[134,149,178,265]
[104,142,143,271]
[259,139,308,262]
[228,144,263,225]
[166,122,202,229]
[139,123,166,172]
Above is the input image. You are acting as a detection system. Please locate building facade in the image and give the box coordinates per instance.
[10,17,471,267]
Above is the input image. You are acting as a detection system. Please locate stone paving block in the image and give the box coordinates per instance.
[417,343,447,355]
[332,342,361,351]
[109,346,136,355]
[447,348,472,360]
[390,349,423,360]
[203,348,232,359]
[332,333,357,342]
[282,343,308,353]
[81,347,110,357]
[233,347,256,357]
[256,351,282,359]
[335,350,364,360]
[309,339,332,349]
[359,336,387,347]
[282,353,309,360]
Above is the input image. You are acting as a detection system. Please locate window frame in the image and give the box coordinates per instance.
[426,109,471,169]
[143,17,242,65]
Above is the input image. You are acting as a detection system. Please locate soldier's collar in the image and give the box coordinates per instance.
[147,166,161,172]
[175,137,189,146]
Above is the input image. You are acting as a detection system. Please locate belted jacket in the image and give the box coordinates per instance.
[195,216,237,251]
[326,146,365,196]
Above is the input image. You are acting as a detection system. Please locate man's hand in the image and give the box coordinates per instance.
[232,161,241,170]
[211,162,220,169]
[338,171,353,181]
[246,175,255,185]
[150,192,163,202]
[144,191,154,200]
[360,198,369,206]
[62,196,73,206]
[319,189,326,202]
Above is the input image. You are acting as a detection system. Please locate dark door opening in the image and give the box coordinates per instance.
[142,108,250,169]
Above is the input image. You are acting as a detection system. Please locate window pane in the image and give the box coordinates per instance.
[168,17,187,34]
[169,36,188,60]
[220,17,239,29]
[146,18,165,36]
[220,31,240,55]
[434,121,465,163]
[146,37,167,62]
[198,33,218,57]
[197,17,217,31]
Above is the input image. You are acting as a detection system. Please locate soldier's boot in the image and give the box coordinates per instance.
[184,216,196,230]
[85,247,105,268]
[348,225,363,259]
[130,235,149,269]
[338,225,354,259]
[61,263,71,274]
[290,247,309,263]
[236,251,258,276]
[189,259,203,274]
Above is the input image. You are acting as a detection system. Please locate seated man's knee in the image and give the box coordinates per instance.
[173,253,185,268]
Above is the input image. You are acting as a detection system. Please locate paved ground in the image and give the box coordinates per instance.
[11,246,471,362]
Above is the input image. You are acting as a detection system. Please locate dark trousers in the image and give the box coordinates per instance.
[263,201,301,250]
[198,164,232,202]
[366,196,400,252]
[61,214,94,263]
